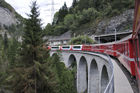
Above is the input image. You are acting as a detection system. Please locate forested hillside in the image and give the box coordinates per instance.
[44,0,134,36]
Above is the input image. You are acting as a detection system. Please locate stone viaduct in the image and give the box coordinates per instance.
[50,51,114,93]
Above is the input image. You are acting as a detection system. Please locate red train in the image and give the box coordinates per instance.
[47,0,140,92]
[49,35,135,76]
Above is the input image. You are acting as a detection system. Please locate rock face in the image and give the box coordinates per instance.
[96,9,134,35]
[0,6,16,26]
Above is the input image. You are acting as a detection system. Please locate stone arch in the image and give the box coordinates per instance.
[68,54,77,89]
[68,54,77,68]
[88,59,99,93]
[101,65,109,93]
[78,56,88,93]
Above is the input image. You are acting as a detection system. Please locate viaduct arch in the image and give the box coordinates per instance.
[50,51,114,93]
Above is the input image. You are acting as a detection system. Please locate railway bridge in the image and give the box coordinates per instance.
[50,51,114,93]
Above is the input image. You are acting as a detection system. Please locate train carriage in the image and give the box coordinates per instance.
[132,0,140,91]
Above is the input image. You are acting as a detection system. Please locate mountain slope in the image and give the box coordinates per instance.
[0,0,19,26]
[0,0,24,39]
[44,0,134,37]
[0,6,16,26]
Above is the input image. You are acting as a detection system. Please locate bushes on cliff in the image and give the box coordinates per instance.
[69,35,95,45]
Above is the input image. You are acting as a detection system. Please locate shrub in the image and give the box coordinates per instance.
[69,35,95,45]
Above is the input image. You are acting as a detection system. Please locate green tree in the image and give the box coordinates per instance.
[3,32,8,51]
[64,14,75,28]
[44,23,54,35]
[88,0,94,8]
[81,8,100,22]
[53,25,68,35]
[69,0,78,14]
[57,2,68,23]
[72,0,78,8]
[78,0,89,11]
[52,12,59,25]
[11,1,58,93]
[8,38,20,67]
[51,54,77,93]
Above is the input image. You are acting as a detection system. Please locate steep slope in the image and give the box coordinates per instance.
[0,0,24,40]
[44,0,134,37]
[0,0,19,27]
[0,6,16,26]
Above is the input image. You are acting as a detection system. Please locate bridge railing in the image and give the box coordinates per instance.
[104,54,114,93]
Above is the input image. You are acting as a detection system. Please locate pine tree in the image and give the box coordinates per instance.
[69,0,78,14]
[21,1,43,66]
[88,0,94,8]
[51,54,77,93]
[11,1,58,93]
[57,2,68,23]
[3,32,8,51]
[72,0,78,8]
[78,0,89,11]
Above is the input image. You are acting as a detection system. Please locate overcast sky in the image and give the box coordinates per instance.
[5,0,73,27]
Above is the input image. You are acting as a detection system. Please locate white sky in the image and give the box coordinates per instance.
[5,0,73,27]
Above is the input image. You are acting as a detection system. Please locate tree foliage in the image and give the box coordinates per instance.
[57,2,68,23]
[44,23,54,35]
[69,35,95,45]
[10,1,59,93]
[44,0,134,36]
[0,1,77,93]
[50,53,77,93]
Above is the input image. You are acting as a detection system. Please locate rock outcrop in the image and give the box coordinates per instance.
[0,6,16,27]
[96,9,134,35]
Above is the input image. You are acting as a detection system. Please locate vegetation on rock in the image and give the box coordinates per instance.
[0,0,14,12]
[44,0,134,36]
[69,35,95,45]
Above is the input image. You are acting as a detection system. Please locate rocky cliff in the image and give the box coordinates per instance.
[95,9,134,35]
[72,9,134,37]
[0,6,16,27]
[0,1,24,40]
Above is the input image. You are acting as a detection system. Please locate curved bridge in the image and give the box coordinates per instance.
[50,51,114,93]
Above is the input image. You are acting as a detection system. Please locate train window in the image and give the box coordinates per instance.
[73,46,81,49]
[51,46,59,49]
[62,46,70,48]
[52,46,59,48]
